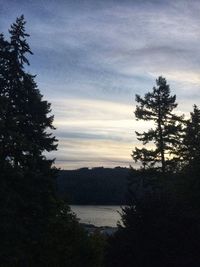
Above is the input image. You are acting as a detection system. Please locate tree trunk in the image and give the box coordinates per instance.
[158,96,165,173]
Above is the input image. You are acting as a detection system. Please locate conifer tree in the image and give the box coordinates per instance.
[0,16,103,267]
[132,76,182,173]
[0,15,58,265]
[181,105,200,170]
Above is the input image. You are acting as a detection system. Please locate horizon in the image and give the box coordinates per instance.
[60,166,129,171]
[1,0,200,169]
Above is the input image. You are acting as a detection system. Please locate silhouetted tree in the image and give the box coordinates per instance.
[132,76,183,173]
[176,105,200,212]
[0,16,103,267]
[0,15,59,265]
[105,194,200,267]
[180,105,200,170]
[105,79,200,267]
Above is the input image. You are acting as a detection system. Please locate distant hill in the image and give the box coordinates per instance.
[57,167,131,205]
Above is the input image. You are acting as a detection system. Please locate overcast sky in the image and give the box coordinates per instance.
[1,0,200,169]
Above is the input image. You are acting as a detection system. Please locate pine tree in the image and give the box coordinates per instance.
[181,105,200,169]
[0,33,11,165]
[132,76,183,173]
[0,15,59,265]
[0,16,104,267]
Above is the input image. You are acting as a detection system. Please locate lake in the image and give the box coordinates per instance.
[71,205,123,227]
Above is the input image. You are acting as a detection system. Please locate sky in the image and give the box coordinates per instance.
[0,0,200,169]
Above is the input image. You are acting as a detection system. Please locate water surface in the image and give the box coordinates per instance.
[71,205,123,227]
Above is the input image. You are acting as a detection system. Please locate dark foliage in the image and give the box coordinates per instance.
[0,16,103,267]
[57,167,130,204]
[105,80,200,267]
[179,105,200,171]
[0,15,58,265]
[105,169,200,267]
[105,192,200,267]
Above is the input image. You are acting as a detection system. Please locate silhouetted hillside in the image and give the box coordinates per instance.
[57,167,130,205]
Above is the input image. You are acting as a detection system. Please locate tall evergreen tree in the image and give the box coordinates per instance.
[0,15,59,265]
[0,16,104,267]
[180,105,200,169]
[132,76,183,173]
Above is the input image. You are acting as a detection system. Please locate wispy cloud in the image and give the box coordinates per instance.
[1,0,199,168]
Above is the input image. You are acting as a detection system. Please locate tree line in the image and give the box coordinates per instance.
[1,16,200,267]
[57,167,129,204]
[105,78,200,267]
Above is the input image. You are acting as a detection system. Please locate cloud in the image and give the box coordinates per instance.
[46,97,154,168]
[52,138,134,169]
[1,0,200,168]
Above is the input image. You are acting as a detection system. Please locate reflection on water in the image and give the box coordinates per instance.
[71,205,123,227]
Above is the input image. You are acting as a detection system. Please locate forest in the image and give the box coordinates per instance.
[1,16,200,267]
[57,167,129,204]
